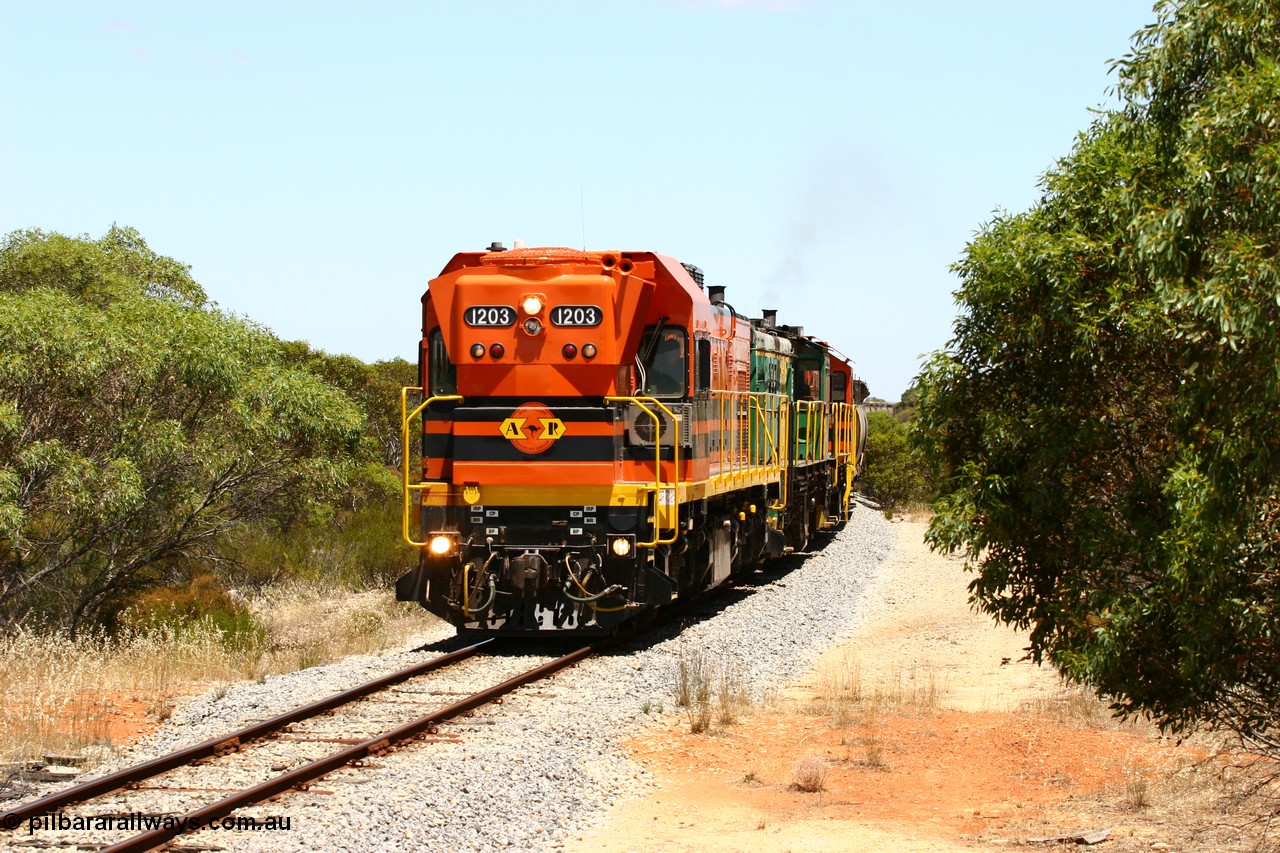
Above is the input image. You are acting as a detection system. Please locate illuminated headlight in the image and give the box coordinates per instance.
[428,534,454,556]
[610,536,633,558]
[522,295,543,315]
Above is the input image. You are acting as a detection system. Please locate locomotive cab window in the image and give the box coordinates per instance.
[427,328,456,395]
[637,326,687,398]
[695,337,712,395]
[831,372,847,404]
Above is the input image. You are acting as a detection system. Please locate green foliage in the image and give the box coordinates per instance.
[894,380,922,423]
[0,225,206,307]
[222,497,416,591]
[915,0,1280,753]
[0,228,366,631]
[121,572,266,651]
[861,411,933,512]
[281,343,416,472]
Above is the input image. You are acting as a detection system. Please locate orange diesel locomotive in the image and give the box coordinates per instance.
[395,245,869,633]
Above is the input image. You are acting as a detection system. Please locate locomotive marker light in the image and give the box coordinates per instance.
[489,342,505,359]
[609,535,633,558]
[582,343,598,359]
[562,343,578,359]
[520,293,545,336]
[428,534,455,557]
[470,343,485,359]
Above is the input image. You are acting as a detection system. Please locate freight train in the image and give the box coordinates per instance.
[395,245,869,633]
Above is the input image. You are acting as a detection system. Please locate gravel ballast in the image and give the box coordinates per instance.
[7,504,896,852]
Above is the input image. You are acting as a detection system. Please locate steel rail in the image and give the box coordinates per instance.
[99,642,597,853]
[1,637,495,827]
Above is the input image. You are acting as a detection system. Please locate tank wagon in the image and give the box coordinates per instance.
[395,245,869,633]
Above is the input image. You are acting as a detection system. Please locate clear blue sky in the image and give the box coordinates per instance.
[1,1,1158,400]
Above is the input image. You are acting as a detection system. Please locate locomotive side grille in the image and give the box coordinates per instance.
[625,403,692,447]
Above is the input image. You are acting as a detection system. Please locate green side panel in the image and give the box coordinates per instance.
[790,338,828,460]
[749,332,791,468]
[746,349,780,464]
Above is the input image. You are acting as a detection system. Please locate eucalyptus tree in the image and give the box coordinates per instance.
[916,0,1280,756]
[0,227,364,630]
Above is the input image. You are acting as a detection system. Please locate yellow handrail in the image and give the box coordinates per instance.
[749,393,787,478]
[831,402,857,519]
[773,398,791,511]
[708,390,788,491]
[401,387,463,547]
[792,400,836,465]
[607,395,680,547]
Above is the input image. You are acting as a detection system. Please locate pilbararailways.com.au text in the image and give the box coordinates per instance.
[9,811,292,835]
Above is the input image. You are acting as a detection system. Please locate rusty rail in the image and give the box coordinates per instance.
[1,637,494,827]
[99,643,596,853]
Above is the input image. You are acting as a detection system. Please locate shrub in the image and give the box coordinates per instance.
[121,572,265,651]
[861,411,933,511]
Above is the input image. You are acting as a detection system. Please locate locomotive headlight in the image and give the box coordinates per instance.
[521,295,543,315]
[428,534,455,556]
[610,536,633,558]
[523,317,543,336]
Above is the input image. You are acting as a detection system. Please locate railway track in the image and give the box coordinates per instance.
[1,638,597,852]
[1,544,838,852]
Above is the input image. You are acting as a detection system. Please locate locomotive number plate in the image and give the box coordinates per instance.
[464,305,516,326]
[549,305,602,327]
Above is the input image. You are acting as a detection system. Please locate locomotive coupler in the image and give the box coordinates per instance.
[505,550,550,600]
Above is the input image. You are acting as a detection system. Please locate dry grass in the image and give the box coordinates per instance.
[715,660,751,727]
[812,651,862,722]
[672,645,752,734]
[0,585,442,765]
[990,733,1280,851]
[1021,683,1126,728]
[248,585,437,672]
[791,754,829,792]
[810,650,940,730]
[674,644,711,710]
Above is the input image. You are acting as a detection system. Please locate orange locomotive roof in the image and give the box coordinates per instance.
[422,248,707,399]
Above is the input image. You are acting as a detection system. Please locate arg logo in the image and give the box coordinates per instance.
[499,402,566,455]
